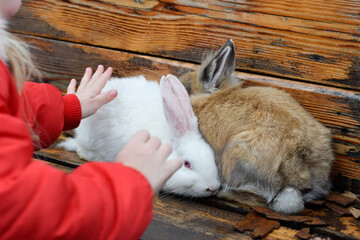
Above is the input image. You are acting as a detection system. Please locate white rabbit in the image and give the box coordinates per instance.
[59,75,221,197]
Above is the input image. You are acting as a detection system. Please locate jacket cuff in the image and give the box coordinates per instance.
[63,94,82,130]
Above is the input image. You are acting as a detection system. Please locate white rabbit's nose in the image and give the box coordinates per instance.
[206,184,221,194]
[205,188,219,195]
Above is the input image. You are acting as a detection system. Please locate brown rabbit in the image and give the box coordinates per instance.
[179,39,334,214]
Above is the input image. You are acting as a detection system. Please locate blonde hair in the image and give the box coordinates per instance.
[0,18,41,89]
[0,18,42,145]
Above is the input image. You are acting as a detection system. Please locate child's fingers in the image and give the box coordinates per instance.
[101,67,113,81]
[92,67,113,92]
[90,65,105,83]
[67,79,77,94]
[92,89,117,110]
[78,67,93,90]
[147,137,162,150]
[157,143,173,161]
[165,158,182,175]
[131,129,151,143]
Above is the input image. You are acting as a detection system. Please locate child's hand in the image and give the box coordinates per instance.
[67,65,117,119]
[115,130,182,195]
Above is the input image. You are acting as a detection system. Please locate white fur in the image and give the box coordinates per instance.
[59,75,221,197]
[269,187,304,214]
[164,131,220,196]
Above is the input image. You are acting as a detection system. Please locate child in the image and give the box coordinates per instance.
[0,0,182,239]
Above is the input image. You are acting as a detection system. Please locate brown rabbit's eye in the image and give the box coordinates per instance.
[184,160,191,169]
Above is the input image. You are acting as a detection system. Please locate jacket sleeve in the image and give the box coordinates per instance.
[0,112,153,239]
[20,82,82,149]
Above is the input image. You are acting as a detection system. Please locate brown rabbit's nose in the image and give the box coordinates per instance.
[301,188,312,194]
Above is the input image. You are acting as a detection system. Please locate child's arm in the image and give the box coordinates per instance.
[0,117,155,239]
[0,62,157,239]
[67,65,117,119]
[19,65,116,149]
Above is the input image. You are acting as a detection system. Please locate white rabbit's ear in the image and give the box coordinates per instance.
[160,74,198,137]
[200,38,236,92]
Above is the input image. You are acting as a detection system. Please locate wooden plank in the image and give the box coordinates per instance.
[35,134,87,168]
[38,135,360,239]
[36,146,291,239]
[21,35,360,192]
[144,194,301,240]
[144,195,249,239]
[202,197,360,240]
[34,158,74,174]
[9,0,360,89]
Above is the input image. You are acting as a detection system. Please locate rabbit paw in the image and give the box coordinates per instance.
[269,187,304,214]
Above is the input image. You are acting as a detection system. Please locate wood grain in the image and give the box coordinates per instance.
[39,130,360,239]
[23,34,360,192]
[40,144,360,239]
[144,195,250,239]
[148,195,338,240]
[34,158,74,174]
[9,0,360,89]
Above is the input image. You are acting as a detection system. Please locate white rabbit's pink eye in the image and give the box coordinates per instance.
[184,160,191,169]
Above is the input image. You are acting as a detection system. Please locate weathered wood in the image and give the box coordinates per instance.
[35,150,299,239]
[251,206,327,226]
[350,207,360,219]
[234,212,280,238]
[296,228,312,240]
[326,192,358,207]
[325,203,351,216]
[145,194,302,240]
[144,195,250,239]
[38,138,360,240]
[22,34,360,192]
[35,134,87,168]
[303,209,360,240]
[9,0,360,89]
[34,158,74,174]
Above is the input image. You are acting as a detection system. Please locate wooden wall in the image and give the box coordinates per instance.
[9,0,360,193]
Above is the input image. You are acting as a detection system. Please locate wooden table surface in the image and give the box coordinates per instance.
[34,135,360,240]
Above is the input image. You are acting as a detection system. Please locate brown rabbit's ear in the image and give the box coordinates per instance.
[199,39,236,92]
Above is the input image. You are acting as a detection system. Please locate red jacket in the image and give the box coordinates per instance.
[0,61,153,239]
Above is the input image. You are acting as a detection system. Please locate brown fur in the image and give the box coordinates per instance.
[179,39,334,213]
